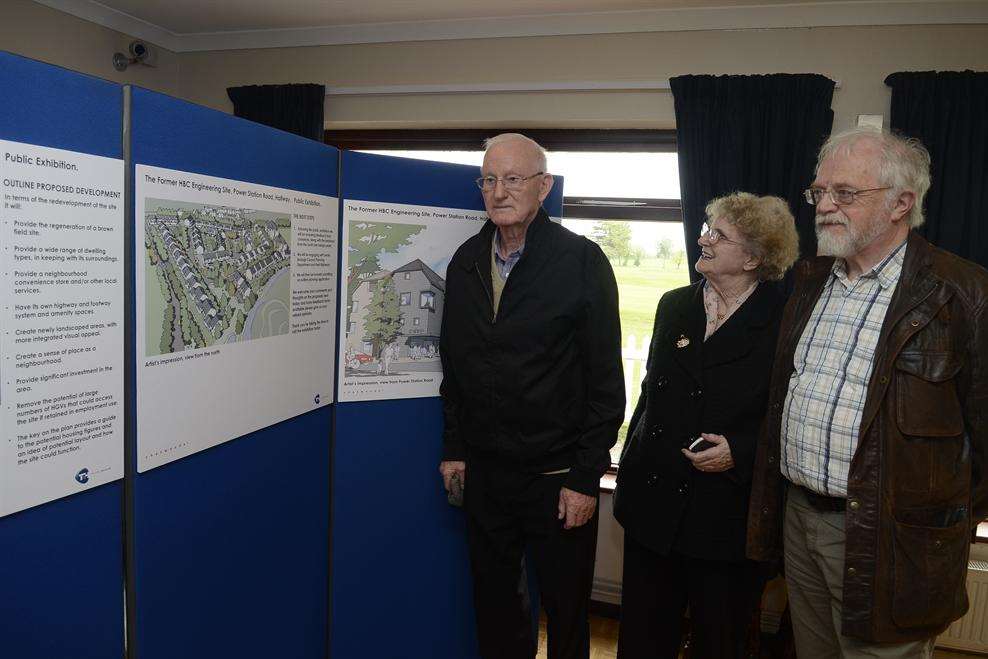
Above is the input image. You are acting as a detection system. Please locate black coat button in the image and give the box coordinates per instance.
[649,427,663,439]
[647,474,659,486]
[690,388,703,398]
[678,483,689,495]
[655,376,668,389]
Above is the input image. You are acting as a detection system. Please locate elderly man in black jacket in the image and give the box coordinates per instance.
[438,133,625,659]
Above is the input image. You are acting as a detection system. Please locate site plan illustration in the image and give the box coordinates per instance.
[143,198,292,356]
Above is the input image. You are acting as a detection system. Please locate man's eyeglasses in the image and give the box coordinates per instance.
[475,172,545,191]
[700,223,744,246]
[804,187,890,206]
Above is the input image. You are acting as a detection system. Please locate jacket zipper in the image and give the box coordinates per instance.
[475,262,496,324]
[474,261,499,451]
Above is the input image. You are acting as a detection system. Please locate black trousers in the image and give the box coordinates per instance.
[617,533,761,659]
[464,463,599,659]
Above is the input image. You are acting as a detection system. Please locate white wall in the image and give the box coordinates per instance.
[4,6,987,132]
[0,0,182,97]
[175,24,988,131]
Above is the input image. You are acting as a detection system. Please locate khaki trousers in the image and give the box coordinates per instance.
[783,486,936,659]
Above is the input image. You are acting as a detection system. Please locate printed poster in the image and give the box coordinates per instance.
[136,165,337,471]
[338,199,485,402]
[1,139,124,516]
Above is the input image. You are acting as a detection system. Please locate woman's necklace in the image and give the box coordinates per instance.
[706,280,757,329]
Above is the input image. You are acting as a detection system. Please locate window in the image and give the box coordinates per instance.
[403,272,411,280]
[420,291,436,311]
[400,292,411,306]
[413,317,420,326]
[335,130,686,467]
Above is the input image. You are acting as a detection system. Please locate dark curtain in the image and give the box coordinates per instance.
[671,74,836,281]
[226,83,325,141]
[886,70,988,269]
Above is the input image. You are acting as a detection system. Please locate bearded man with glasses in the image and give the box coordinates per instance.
[438,133,624,659]
[747,127,988,658]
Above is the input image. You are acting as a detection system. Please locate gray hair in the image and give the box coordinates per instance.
[483,133,548,172]
[816,127,931,228]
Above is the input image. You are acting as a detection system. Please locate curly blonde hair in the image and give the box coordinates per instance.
[705,192,800,281]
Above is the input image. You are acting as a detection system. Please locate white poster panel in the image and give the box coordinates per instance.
[136,165,337,472]
[338,200,485,402]
[0,140,124,516]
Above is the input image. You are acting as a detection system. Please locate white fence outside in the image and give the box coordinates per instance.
[621,334,650,421]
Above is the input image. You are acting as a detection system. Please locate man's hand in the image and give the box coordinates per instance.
[558,487,596,529]
[681,433,734,473]
[439,460,466,492]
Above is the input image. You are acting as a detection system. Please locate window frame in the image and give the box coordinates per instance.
[324,128,676,153]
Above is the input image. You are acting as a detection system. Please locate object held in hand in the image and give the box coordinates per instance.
[688,437,716,453]
[447,472,463,507]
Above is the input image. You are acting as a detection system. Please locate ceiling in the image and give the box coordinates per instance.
[52,0,893,34]
[34,0,988,51]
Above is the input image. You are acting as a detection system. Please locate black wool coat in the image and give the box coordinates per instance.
[613,280,784,562]
[439,209,625,495]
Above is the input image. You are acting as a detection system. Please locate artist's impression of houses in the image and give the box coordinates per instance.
[346,258,445,357]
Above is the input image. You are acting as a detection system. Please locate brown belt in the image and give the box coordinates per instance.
[793,484,846,513]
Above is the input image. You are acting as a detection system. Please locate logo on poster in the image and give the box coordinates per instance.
[314,394,321,405]
[75,468,90,484]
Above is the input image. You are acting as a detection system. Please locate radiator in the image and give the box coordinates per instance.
[592,577,622,606]
[937,560,988,654]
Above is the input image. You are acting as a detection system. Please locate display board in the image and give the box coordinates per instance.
[129,87,337,659]
[0,50,125,659]
[135,164,337,471]
[331,151,563,658]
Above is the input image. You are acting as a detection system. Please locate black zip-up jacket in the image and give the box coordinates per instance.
[439,209,625,495]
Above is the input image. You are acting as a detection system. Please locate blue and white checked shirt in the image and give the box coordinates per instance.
[493,228,524,280]
[781,241,908,497]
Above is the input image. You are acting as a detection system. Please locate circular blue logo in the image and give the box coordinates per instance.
[75,468,90,484]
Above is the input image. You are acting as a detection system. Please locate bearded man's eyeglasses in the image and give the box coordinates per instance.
[804,187,890,206]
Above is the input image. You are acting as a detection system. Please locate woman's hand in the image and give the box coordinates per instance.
[681,433,734,473]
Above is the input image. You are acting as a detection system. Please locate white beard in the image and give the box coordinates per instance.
[815,211,887,258]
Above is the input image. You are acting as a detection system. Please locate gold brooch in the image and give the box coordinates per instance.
[675,335,690,349]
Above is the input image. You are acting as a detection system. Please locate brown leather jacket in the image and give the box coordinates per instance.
[747,231,988,642]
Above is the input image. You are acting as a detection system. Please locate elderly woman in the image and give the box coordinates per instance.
[613,192,799,659]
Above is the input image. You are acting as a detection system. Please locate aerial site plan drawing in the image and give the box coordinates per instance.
[143,199,292,356]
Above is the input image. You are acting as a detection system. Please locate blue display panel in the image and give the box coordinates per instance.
[332,151,562,658]
[129,88,337,659]
[0,50,125,659]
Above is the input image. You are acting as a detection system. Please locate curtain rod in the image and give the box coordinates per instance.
[327,81,668,96]
[325,79,840,96]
